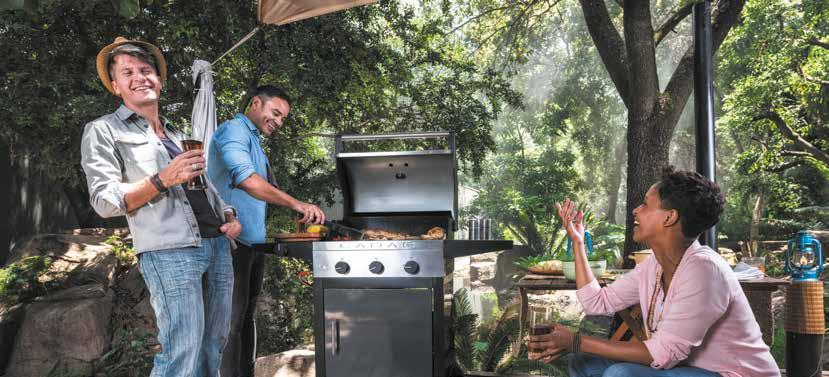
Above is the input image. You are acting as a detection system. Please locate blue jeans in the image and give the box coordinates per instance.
[139,237,234,377]
[569,353,721,377]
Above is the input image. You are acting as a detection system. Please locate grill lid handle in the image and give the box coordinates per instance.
[339,132,451,142]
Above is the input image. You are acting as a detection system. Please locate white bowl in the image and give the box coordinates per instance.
[562,260,607,281]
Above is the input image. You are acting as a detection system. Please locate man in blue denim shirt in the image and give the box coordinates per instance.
[81,37,241,377]
[208,85,324,377]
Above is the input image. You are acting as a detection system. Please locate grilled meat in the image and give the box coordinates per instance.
[362,227,446,241]
[420,227,446,240]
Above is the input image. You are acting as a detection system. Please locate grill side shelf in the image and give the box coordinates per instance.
[442,240,513,259]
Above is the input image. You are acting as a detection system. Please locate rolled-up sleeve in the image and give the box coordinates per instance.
[576,263,642,316]
[81,121,128,218]
[213,121,255,187]
[643,256,729,369]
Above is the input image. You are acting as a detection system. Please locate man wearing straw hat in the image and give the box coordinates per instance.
[80,37,242,377]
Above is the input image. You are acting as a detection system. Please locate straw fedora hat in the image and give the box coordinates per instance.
[96,36,167,96]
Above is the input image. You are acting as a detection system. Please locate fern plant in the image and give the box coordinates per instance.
[452,289,523,373]
[453,288,574,375]
[453,289,478,371]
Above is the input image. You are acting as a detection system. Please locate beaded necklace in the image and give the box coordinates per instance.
[646,247,689,336]
[646,269,666,335]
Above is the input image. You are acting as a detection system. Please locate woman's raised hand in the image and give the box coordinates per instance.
[555,198,584,245]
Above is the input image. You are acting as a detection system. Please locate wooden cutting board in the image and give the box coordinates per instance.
[274,232,323,242]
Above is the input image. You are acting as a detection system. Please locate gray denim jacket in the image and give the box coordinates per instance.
[81,105,236,253]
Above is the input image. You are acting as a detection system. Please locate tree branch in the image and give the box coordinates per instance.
[807,38,829,50]
[446,4,514,35]
[577,0,631,109]
[781,150,811,157]
[654,2,695,47]
[798,65,829,86]
[659,0,747,131]
[757,110,829,166]
[768,159,806,173]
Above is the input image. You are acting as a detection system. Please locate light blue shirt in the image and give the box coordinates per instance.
[208,113,270,246]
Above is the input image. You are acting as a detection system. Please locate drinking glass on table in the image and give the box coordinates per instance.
[181,139,207,190]
[743,256,766,274]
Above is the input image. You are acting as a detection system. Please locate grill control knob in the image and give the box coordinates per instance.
[334,262,350,275]
[369,261,384,275]
[404,261,420,275]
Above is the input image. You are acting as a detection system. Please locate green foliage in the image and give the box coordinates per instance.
[587,249,616,264]
[717,0,829,242]
[514,253,559,270]
[769,322,786,369]
[764,251,788,278]
[255,256,314,355]
[91,327,155,376]
[0,256,60,304]
[452,288,478,371]
[590,221,624,266]
[477,309,520,372]
[452,288,523,372]
[466,111,583,256]
[451,288,572,374]
[105,234,136,265]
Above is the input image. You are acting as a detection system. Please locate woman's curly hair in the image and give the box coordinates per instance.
[657,166,726,238]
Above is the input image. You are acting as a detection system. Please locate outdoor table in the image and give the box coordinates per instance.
[740,277,790,345]
[516,273,790,346]
[516,273,648,344]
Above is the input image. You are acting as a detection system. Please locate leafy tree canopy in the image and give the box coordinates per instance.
[717,0,828,238]
[0,0,521,227]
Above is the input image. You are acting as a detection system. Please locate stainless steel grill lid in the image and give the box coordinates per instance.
[335,132,458,221]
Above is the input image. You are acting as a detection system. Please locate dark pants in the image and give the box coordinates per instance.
[220,243,266,377]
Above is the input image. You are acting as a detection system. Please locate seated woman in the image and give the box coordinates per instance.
[527,167,778,377]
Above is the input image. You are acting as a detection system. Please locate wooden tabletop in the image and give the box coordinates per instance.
[517,273,790,291]
[739,277,791,291]
[516,275,613,290]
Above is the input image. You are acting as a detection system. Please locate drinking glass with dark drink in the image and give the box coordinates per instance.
[527,310,553,359]
[181,139,207,190]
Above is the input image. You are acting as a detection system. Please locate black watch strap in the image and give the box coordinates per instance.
[150,173,168,193]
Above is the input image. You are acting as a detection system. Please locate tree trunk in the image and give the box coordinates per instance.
[606,139,626,224]
[749,192,765,256]
[0,136,9,265]
[622,117,673,268]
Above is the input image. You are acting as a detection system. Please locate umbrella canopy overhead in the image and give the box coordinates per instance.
[259,0,378,25]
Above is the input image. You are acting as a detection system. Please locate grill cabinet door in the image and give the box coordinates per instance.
[323,288,433,377]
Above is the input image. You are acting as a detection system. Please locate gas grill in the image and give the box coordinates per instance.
[268,132,512,377]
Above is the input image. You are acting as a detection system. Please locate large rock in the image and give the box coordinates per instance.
[255,349,315,377]
[491,246,533,308]
[5,284,114,377]
[8,229,125,289]
[0,303,26,372]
